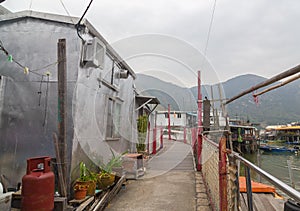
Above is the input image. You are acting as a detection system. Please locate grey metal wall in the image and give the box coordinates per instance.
[0,16,137,188]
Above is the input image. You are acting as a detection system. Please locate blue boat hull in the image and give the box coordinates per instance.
[259,145,298,153]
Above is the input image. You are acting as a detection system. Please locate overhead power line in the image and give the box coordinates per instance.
[204,0,217,56]
[75,0,94,42]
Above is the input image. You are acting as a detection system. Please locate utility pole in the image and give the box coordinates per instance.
[197,71,202,171]
[57,39,67,196]
[168,104,171,140]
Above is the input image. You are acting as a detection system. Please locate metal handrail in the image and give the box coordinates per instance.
[230,152,300,203]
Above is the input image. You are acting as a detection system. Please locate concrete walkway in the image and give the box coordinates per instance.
[106,140,211,211]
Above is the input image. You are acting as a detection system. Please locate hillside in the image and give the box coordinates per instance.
[135,73,300,125]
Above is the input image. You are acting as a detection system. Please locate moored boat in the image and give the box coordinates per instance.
[259,145,299,153]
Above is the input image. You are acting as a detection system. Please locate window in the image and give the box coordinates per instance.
[164,113,169,118]
[177,113,181,118]
[106,97,122,139]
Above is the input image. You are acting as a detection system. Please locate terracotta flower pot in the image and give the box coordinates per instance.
[74,181,89,200]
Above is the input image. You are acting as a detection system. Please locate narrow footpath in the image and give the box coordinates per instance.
[106,140,212,211]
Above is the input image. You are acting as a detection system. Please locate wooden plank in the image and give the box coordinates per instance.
[76,196,94,211]
[53,133,67,197]
[57,38,67,196]
[91,176,126,211]
[241,193,284,211]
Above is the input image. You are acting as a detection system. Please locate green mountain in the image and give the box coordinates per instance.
[135,73,300,125]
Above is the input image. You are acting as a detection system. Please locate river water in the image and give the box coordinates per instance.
[242,150,300,192]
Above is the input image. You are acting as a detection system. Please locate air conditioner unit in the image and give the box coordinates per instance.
[82,37,106,68]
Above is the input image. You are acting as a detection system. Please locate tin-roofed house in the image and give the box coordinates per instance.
[0,9,142,191]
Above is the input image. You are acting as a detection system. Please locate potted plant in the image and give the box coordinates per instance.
[136,115,148,153]
[86,169,98,196]
[74,162,90,200]
[98,149,126,190]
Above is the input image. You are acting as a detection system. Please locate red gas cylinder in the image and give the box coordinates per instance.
[21,156,54,211]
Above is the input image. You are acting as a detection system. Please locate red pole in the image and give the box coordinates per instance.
[198,71,202,131]
[168,104,171,140]
[160,127,163,149]
[197,71,203,171]
[219,137,227,211]
[152,127,157,154]
[147,122,150,153]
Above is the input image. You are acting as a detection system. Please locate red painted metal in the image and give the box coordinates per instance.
[197,71,203,171]
[168,104,171,140]
[147,121,150,153]
[219,137,228,211]
[197,71,202,131]
[160,127,163,149]
[152,127,157,154]
[183,127,187,143]
[21,156,54,211]
[197,134,203,171]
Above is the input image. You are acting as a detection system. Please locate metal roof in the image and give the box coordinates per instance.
[276,126,300,130]
[0,5,11,15]
[0,10,136,79]
[135,95,160,105]
[229,124,257,130]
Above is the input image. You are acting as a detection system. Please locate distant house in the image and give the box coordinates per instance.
[156,111,197,128]
[0,10,156,189]
[263,123,300,143]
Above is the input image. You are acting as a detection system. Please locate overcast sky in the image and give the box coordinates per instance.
[2,0,300,87]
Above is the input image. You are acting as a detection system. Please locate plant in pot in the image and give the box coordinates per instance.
[136,115,148,153]
[98,149,126,190]
[86,169,98,196]
[73,162,90,200]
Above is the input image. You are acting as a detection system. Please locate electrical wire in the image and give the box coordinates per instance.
[75,0,94,42]
[76,0,94,26]
[204,0,217,56]
[38,75,44,106]
[0,39,65,77]
[29,0,33,10]
[58,0,75,24]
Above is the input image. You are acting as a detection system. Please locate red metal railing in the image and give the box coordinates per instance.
[146,126,164,155]
[199,135,228,211]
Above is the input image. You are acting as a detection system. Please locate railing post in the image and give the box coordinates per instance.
[168,104,171,140]
[152,127,157,154]
[219,136,227,211]
[197,133,202,171]
[147,122,150,154]
[245,166,253,211]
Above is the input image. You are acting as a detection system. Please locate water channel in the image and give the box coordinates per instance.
[242,150,300,193]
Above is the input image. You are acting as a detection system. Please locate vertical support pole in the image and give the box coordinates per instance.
[152,127,157,154]
[197,71,202,131]
[245,166,253,211]
[197,71,203,171]
[57,39,67,197]
[197,134,202,171]
[147,121,150,154]
[219,137,227,211]
[168,104,171,140]
[160,127,163,149]
[183,127,187,144]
